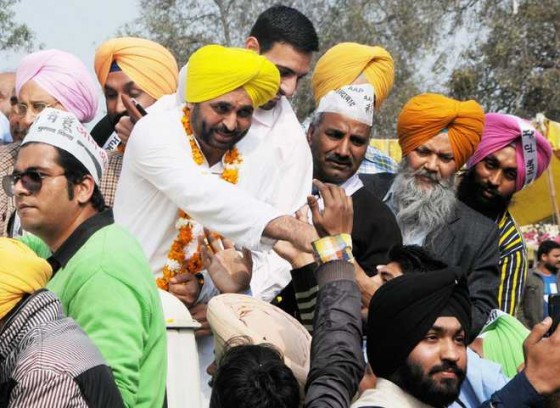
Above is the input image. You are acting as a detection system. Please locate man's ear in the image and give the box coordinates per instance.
[306,124,314,146]
[74,175,96,205]
[245,37,261,53]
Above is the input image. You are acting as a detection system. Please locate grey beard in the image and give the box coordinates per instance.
[392,160,457,245]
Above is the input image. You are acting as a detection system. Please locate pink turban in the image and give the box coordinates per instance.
[467,113,552,191]
[15,50,98,123]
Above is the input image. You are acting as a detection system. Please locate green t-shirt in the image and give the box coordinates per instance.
[21,217,166,408]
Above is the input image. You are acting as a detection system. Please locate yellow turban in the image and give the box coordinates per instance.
[186,45,280,107]
[312,42,394,110]
[397,93,485,169]
[0,238,52,319]
[94,37,179,99]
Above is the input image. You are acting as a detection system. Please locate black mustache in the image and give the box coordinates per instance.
[326,155,352,165]
[214,126,238,135]
[482,183,499,195]
[428,361,464,378]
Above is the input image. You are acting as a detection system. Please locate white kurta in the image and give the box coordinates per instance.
[238,97,313,301]
[113,107,282,277]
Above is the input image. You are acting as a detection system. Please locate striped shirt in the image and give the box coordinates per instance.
[497,210,529,315]
[0,290,124,408]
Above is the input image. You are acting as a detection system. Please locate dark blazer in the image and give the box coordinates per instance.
[360,173,501,337]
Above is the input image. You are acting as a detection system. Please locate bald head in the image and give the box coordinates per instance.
[0,72,16,116]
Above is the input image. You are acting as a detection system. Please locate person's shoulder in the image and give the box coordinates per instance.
[86,223,147,260]
[134,107,182,135]
[273,97,303,130]
[0,141,19,168]
[23,318,108,373]
[455,201,496,230]
[352,187,394,218]
[358,172,395,198]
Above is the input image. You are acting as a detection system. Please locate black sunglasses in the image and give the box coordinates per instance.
[2,169,66,197]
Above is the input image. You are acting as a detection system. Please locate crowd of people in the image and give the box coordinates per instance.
[1,4,560,408]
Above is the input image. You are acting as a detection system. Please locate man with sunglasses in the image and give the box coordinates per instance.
[0,49,98,238]
[5,108,167,408]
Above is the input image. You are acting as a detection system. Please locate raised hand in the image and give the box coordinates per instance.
[199,231,252,294]
[524,317,560,395]
[308,179,353,238]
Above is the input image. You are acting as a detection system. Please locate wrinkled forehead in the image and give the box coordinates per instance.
[417,132,453,153]
[17,79,57,103]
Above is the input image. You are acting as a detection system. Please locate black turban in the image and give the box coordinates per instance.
[366,267,471,378]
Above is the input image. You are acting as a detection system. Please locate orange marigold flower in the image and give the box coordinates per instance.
[179,226,193,243]
[162,266,174,280]
[221,168,239,184]
[156,278,169,291]
[186,252,203,273]
[163,106,242,289]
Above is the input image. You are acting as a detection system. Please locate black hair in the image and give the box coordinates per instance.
[538,240,560,263]
[54,147,105,212]
[210,337,300,408]
[388,245,448,274]
[249,5,319,54]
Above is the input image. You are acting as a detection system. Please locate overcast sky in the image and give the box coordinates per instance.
[0,0,139,124]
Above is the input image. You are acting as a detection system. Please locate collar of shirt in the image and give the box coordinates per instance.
[383,182,397,215]
[47,209,114,274]
[251,97,284,128]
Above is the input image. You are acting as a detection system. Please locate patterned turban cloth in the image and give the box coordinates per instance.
[467,113,552,191]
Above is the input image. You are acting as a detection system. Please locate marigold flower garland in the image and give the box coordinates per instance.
[157,106,243,290]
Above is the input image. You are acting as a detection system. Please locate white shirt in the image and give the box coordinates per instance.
[113,107,282,277]
[240,97,313,301]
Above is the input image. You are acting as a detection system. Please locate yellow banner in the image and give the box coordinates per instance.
[546,118,560,151]
[370,139,402,163]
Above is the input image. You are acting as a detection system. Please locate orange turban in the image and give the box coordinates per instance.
[94,37,178,99]
[397,93,485,169]
[312,42,394,110]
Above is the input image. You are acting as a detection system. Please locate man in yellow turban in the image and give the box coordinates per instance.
[312,42,394,110]
[93,37,178,206]
[114,43,321,404]
[311,42,400,175]
[93,37,178,147]
[0,238,124,406]
[361,93,500,337]
[114,43,317,299]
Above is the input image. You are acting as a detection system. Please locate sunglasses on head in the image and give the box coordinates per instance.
[2,169,66,197]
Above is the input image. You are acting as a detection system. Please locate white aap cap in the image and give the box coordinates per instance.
[21,108,107,185]
[316,84,375,126]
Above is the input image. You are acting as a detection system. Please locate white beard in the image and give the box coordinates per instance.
[392,159,457,245]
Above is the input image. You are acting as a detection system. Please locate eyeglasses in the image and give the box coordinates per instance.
[11,101,59,118]
[2,170,66,197]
